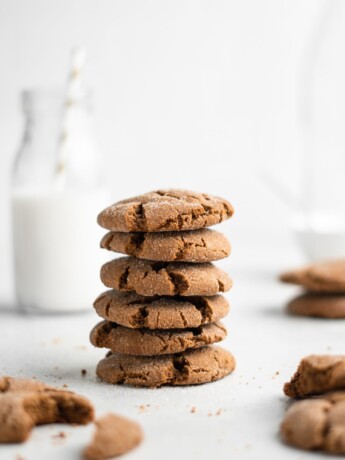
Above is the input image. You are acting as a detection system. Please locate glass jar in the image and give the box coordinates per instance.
[12,89,108,313]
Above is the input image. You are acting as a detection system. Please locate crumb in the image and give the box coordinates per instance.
[75,345,87,351]
[190,406,197,413]
[275,371,279,375]
[62,384,68,388]
[52,431,66,439]
[215,409,223,416]
[51,338,62,345]
[81,369,87,376]
[137,404,150,413]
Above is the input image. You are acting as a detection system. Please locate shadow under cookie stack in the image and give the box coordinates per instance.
[90,189,236,388]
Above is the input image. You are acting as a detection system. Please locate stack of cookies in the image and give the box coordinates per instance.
[90,189,236,388]
[280,260,345,319]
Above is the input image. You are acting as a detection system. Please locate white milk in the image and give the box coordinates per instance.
[12,187,108,313]
[293,213,345,261]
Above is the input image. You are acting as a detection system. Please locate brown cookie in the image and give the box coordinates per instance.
[94,290,229,329]
[100,257,232,296]
[280,260,345,293]
[284,355,345,398]
[96,346,236,387]
[84,413,143,460]
[97,189,234,233]
[90,320,227,356]
[287,293,345,318]
[280,397,345,453]
[0,377,94,443]
[100,229,231,263]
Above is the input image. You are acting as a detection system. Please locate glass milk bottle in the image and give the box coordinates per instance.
[294,0,345,260]
[12,89,108,313]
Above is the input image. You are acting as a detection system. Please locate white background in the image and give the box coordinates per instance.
[0,0,328,301]
[0,2,344,460]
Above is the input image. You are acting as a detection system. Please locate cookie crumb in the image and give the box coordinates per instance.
[190,406,197,414]
[215,409,223,416]
[52,431,66,439]
[81,369,87,376]
[62,384,68,388]
[137,404,150,413]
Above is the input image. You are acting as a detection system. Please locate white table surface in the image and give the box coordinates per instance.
[0,235,344,460]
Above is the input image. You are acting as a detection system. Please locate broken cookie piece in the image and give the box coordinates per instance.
[84,413,143,459]
[0,376,94,443]
[284,355,345,398]
[280,395,345,453]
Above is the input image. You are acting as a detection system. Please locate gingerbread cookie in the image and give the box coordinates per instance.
[287,293,345,318]
[94,290,229,329]
[280,260,345,293]
[284,355,345,398]
[0,377,94,443]
[90,320,227,356]
[100,228,231,263]
[84,413,143,460]
[97,189,234,232]
[96,346,236,387]
[280,397,345,453]
[100,257,232,296]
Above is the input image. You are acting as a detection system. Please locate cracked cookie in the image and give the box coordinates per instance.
[280,260,345,293]
[100,228,231,263]
[0,376,94,443]
[100,257,232,296]
[90,320,227,356]
[287,293,345,318]
[84,413,143,460]
[284,355,345,398]
[280,396,345,453]
[96,346,236,387]
[97,189,234,233]
[94,290,229,329]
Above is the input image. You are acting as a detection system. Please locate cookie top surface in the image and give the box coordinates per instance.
[96,346,236,388]
[280,260,345,293]
[284,355,345,398]
[287,293,345,318]
[84,413,143,460]
[100,257,232,297]
[280,397,345,453]
[97,189,234,233]
[94,290,229,329]
[100,228,231,263]
[90,320,227,356]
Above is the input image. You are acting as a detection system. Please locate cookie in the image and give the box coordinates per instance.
[280,397,345,453]
[90,320,227,356]
[94,290,229,329]
[100,257,232,296]
[84,413,143,460]
[97,189,234,233]
[96,346,236,387]
[280,260,345,293]
[284,355,345,398]
[287,293,345,318]
[100,228,231,263]
[0,377,94,443]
